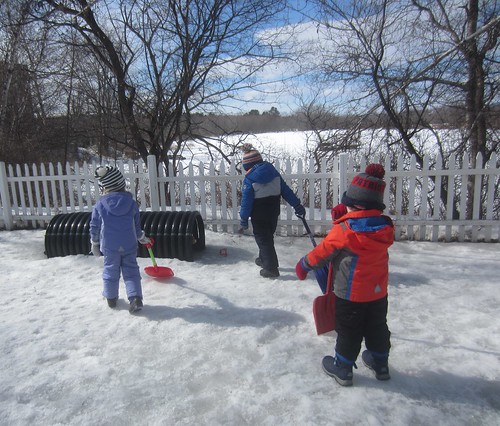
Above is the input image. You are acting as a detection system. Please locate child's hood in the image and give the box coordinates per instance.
[246,162,279,184]
[100,192,135,216]
[336,210,394,247]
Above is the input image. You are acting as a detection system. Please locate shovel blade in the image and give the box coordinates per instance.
[313,292,336,335]
[144,266,174,278]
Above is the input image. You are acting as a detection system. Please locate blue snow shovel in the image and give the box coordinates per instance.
[297,214,329,294]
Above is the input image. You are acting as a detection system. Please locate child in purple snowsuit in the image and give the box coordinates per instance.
[90,165,150,313]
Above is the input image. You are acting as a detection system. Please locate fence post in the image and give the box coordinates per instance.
[338,153,349,199]
[0,162,13,230]
[147,155,159,211]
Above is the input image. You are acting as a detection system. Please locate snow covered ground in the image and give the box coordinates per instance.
[178,129,464,165]
[1,229,499,425]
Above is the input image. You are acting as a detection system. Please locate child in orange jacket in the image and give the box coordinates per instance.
[296,164,394,386]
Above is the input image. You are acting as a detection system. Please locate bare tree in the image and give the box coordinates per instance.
[0,0,80,164]
[309,0,499,218]
[32,0,290,172]
[295,96,361,168]
[411,0,499,162]
[410,0,500,218]
[0,0,34,162]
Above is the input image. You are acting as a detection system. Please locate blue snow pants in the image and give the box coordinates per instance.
[102,249,142,301]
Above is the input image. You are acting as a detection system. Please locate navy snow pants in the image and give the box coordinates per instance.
[335,295,391,362]
[251,216,279,272]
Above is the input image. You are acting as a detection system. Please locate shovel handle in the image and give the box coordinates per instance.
[144,238,157,267]
[147,246,158,268]
[296,214,317,247]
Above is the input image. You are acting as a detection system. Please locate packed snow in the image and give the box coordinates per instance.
[1,228,499,425]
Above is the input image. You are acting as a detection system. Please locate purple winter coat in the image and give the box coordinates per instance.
[90,191,142,253]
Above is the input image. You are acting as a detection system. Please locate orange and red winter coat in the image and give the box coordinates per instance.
[304,209,394,302]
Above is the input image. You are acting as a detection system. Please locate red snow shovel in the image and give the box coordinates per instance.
[312,261,336,335]
[144,239,174,279]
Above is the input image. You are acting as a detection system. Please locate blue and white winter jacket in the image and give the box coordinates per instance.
[239,161,301,227]
[90,191,143,253]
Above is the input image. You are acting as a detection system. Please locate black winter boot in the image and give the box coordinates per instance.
[260,268,280,278]
[322,355,355,386]
[129,297,143,314]
[362,350,390,380]
[107,298,117,308]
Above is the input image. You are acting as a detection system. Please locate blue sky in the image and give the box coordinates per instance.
[212,1,359,116]
[215,0,500,116]
[213,4,320,115]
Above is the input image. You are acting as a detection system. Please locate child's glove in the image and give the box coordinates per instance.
[138,231,151,245]
[294,204,306,217]
[331,203,348,221]
[91,241,101,257]
[295,257,312,280]
[239,219,249,231]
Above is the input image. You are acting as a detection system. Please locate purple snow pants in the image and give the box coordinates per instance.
[102,249,142,301]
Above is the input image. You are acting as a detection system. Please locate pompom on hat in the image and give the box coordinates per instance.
[94,165,126,192]
[241,143,263,171]
[341,163,386,211]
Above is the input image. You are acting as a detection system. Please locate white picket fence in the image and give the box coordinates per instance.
[0,153,498,242]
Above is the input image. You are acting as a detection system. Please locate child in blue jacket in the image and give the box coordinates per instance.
[239,144,305,278]
[90,166,150,313]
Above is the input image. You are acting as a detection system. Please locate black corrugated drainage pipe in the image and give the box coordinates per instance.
[44,211,205,262]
